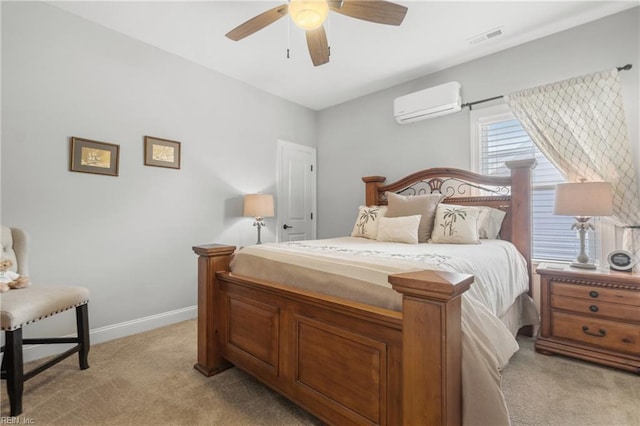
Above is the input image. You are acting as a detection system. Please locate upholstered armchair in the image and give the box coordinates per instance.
[0,226,90,417]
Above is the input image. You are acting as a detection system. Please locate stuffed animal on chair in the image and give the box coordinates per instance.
[0,259,31,292]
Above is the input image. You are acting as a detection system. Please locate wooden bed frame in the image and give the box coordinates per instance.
[192,159,535,425]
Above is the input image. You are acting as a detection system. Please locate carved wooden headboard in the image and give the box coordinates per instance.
[362,159,536,285]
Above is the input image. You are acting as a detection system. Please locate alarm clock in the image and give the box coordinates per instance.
[607,250,639,272]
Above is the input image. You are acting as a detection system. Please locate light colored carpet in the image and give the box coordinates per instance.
[1,319,638,425]
[502,337,639,426]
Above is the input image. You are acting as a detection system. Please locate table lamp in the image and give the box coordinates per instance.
[243,194,274,244]
[554,180,613,269]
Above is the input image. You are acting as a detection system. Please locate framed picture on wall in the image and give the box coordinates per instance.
[70,137,120,176]
[144,136,181,169]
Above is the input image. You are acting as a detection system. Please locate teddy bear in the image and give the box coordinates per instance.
[0,259,31,292]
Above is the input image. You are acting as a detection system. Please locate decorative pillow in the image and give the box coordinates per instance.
[430,204,481,244]
[376,215,421,244]
[351,206,388,240]
[385,192,443,243]
[477,207,507,239]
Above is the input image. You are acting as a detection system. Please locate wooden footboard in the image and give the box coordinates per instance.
[193,244,472,425]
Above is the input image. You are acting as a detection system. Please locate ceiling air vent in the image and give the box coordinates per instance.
[467,27,504,45]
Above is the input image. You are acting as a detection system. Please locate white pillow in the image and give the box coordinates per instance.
[351,205,388,240]
[385,192,443,243]
[477,207,507,239]
[430,204,481,244]
[376,215,421,244]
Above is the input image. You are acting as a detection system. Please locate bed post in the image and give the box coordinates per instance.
[389,270,473,426]
[192,243,236,376]
[362,176,387,205]
[505,158,536,291]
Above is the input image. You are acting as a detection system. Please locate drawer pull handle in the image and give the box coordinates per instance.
[589,291,599,298]
[622,338,633,344]
[589,305,599,312]
[582,326,606,337]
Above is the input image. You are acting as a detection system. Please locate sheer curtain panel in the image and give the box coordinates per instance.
[505,68,640,270]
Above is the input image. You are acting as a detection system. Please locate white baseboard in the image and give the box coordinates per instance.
[20,305,197,363]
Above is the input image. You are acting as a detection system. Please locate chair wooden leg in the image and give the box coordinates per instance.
[1,343,6,373]
[75,304,90,370]
[5,328,24,417]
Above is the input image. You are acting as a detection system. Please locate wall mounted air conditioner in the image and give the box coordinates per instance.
[393,81,462,124]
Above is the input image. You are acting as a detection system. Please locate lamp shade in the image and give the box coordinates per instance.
[243,194,274,218]
[554,181,613,216]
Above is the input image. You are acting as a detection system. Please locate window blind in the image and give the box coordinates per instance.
[479,118,597,262]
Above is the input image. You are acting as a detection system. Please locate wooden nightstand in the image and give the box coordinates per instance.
[536,263,640,374]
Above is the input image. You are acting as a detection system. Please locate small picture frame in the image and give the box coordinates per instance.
[144,136,181,169]
[70,137,120,176]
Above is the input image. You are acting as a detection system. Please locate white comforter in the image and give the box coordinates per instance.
[232,237,536,425]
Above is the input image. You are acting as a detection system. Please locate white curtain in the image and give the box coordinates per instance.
[505,68,640,270]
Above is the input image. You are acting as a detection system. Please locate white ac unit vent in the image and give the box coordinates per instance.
[393,81,462,125]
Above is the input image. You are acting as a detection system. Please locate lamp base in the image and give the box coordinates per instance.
[570,261,597,270]
[570,218,597,270]
[253,219,265,245]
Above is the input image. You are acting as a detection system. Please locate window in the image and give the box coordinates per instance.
[471,105,598,262]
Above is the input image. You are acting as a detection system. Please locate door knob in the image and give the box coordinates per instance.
[283,224,293,229]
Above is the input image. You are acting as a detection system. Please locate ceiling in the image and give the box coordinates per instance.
[49,1,638,110]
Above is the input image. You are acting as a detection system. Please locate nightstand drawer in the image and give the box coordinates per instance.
[552,282,640,306]
[552,311,640,355]
[551,295,640,322]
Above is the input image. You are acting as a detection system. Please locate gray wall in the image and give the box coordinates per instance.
[317,7,640,238]
[1,2,317,336]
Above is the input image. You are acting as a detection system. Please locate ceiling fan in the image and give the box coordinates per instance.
[226,0,408,67]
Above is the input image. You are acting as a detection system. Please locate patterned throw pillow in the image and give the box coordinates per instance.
[430,204,481,244]
[376,215,421,244]
[351,206,388,239]
[385,192,443,243]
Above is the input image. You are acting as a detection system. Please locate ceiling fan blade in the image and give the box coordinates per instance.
[226,4,288,41]
[330,1,407,26]
[306,26,330,67]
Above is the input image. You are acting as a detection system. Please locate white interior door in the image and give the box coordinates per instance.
[277,140,316,242]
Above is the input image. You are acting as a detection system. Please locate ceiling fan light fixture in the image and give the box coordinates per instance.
[289,0,329,30]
